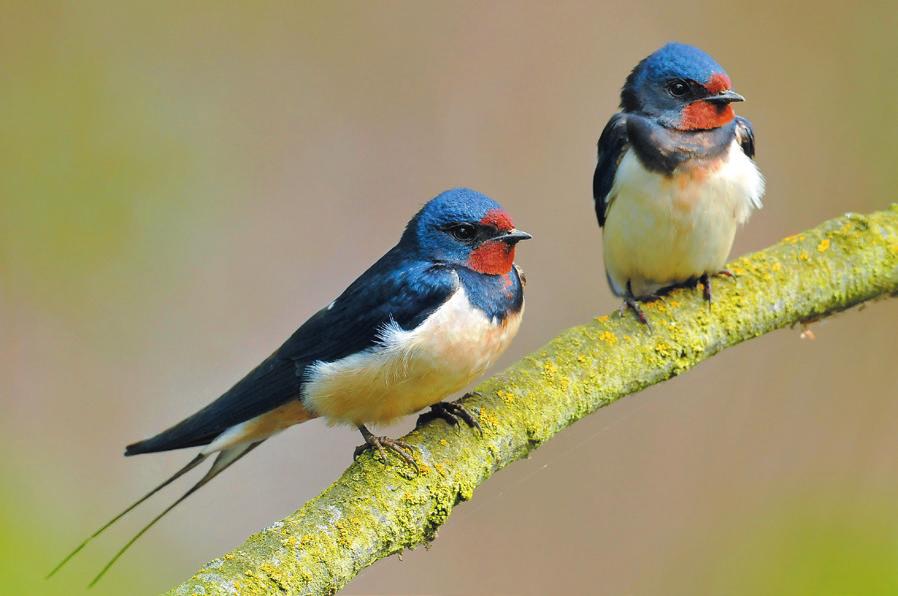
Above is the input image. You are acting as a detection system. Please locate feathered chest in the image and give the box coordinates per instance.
[302,282,524,425]
[602,141,764,296]
[613,139,764,222]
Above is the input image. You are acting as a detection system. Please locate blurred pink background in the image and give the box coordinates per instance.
[3,2,897,594]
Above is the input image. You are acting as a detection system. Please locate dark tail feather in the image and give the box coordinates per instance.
[88,442,262,588]
[125,428,215,456]
[46,453,209,579]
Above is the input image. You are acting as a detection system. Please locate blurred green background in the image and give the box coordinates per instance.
[3,2,897,594]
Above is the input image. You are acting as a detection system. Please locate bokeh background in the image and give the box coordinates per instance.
[3,2,897,594]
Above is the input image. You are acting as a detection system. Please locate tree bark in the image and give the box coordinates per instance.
[169,205,898,595]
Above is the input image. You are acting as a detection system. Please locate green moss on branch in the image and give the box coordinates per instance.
[170,205,898,596]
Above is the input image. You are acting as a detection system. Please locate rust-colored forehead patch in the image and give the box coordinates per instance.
[705,73,732,94]
[480,208,514,231]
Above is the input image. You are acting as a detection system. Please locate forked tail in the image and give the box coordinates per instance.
[47,442,262,586]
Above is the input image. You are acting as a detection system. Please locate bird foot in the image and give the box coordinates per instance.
[623,296,649,325]
[622,280,653,329]
[700,273,713,303]
[417,398,482,434]
[699,270,734,304]
[354,425,418,471]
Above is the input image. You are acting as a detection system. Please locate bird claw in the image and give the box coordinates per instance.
[700,273,713,303]
[418,400,482,434]
[354,426,418,471]
[623,280,653,330]
[700,270,734,305]
[622,297,652,331]
[700,269,737,304]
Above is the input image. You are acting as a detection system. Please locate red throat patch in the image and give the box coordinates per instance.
[678,73,735,130]
[468,208,516,274]
[679,72,736,130]
[679,102,735,130]
[469,242,515,275]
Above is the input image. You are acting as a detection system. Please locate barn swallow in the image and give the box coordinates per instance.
[48,187,530,585]
[593,42,765,323]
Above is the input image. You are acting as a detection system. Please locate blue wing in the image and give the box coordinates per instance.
[126,247,457,455]
[593,112,630,227]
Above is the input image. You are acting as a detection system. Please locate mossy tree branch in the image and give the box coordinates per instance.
[170,206,898,596]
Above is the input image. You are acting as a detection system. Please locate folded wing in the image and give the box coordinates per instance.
[125,249,457,456]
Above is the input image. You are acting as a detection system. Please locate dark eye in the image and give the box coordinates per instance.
[666,80,689,97]
[448,223,476,241]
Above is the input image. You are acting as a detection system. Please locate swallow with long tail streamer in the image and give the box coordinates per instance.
[48,188,530,585]
[593,43,764,324]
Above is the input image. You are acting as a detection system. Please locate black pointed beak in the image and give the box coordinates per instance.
[498,229,532,244]
[704,90,745,105]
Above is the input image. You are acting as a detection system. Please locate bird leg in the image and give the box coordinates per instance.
[700,273,713,303]
[417,396,482,434]
[354,425,418,471]
[623,296,650,326]
[699,270,734,304]
[622,280,652,329]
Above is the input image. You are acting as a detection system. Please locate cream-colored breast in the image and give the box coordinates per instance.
[302,285,523,425]
[603,140,764,297]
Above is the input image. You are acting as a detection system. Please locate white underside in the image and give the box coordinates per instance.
[603,140,764,297]
[302,284,523,425]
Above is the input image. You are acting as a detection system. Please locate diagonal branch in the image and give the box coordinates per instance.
[169,205,898,595]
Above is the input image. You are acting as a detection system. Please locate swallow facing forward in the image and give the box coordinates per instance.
[593,43,765,323]
[50,188,530,584]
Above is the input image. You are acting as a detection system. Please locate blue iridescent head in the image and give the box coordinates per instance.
[620,42,744,131]
[403,188,531,275]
